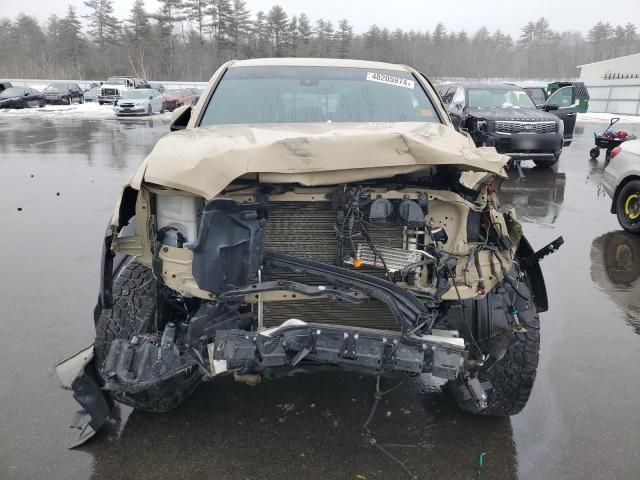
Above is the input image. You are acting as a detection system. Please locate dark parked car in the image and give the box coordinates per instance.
[0,81,13,93]
[43,83,85,105]
[0,87,45,109]
[437,82,577,167]
[162,89,193,111]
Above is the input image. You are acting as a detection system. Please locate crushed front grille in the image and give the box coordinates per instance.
[355,243,422,272]
[262,299,400,330]
[495,121,556,134]
[261,201,403,330]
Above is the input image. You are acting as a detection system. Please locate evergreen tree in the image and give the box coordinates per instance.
[336,19,353,59]
[205,0,232,61]
[83,0,119,47]
[228,0,252,56]
[432,22,447,48]
[125,0,150,77]
[297,12,312,46]
[183,0,207,43]
[59,6,86,76]
[266,5,288,57]
[251,10,269,57]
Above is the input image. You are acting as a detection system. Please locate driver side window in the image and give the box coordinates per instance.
[546,86,574,109]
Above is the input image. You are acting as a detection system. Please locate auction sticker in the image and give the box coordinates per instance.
[366,72,415,89]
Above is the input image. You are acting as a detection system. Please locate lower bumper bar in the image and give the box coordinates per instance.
[210,320,465,380]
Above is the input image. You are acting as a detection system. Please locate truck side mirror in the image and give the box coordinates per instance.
[170,105,192,131]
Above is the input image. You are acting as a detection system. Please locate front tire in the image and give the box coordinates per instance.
[533,154,560,168]
[616,180,640,234]
[590,147,600,159]
[450,280,540,416]
[94,261,201,412]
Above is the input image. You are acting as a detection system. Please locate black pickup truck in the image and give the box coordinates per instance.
[437,82,577,168]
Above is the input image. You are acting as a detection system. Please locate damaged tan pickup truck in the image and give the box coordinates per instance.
[58,58,562,446]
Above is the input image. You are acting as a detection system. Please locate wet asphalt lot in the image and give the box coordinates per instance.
[1,115,640,480]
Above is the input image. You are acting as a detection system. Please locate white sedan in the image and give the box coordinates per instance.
[603,139,640,233]
[114,89,165,116]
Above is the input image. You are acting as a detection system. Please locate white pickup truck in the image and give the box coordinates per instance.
[98,76,151,104]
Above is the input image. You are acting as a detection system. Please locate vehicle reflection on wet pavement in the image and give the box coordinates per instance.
[591,231,640,335]
[1,116,639,480]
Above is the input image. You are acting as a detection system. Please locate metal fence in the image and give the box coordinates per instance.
[584,79,640,115]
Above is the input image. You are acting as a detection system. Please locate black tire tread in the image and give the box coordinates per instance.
[476,311,540,416]
[533,154,560,168]
[616,180,640,234]
[451,283,541,416]
[94,260,200,413]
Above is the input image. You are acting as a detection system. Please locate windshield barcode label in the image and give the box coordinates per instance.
[366,72,415,89]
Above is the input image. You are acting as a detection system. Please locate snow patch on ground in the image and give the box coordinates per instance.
[578,112,640,124]
[5,104,634,125]
[0,102,171,120]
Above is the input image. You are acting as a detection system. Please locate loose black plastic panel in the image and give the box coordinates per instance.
[191,198,264,293]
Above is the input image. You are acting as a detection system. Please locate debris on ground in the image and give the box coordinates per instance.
[476,452,487,479]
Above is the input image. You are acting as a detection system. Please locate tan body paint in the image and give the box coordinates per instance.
[109,58,515,306]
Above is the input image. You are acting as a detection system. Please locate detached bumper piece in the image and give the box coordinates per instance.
[100,337,197,395]
[210,321,465,380]
[55,346,112,449]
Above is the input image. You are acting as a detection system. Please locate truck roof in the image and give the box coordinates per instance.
[229,58,411,72]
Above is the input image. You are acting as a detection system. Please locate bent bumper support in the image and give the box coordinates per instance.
[209,320,465,380]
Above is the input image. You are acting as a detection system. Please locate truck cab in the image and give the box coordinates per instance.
[98,76,150,104]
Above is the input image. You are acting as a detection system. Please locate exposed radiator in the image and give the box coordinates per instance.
[261,201,403,330]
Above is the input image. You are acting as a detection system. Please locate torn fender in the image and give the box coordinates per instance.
[55,346,112,448]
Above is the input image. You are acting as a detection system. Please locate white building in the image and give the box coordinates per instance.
[578,53,640,81]
[578,53,640,115]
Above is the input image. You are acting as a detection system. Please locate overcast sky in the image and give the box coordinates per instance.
[4,0,638,37]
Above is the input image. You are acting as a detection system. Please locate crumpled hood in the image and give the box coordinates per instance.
[466,107,559,122]
[132,122,509,199]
